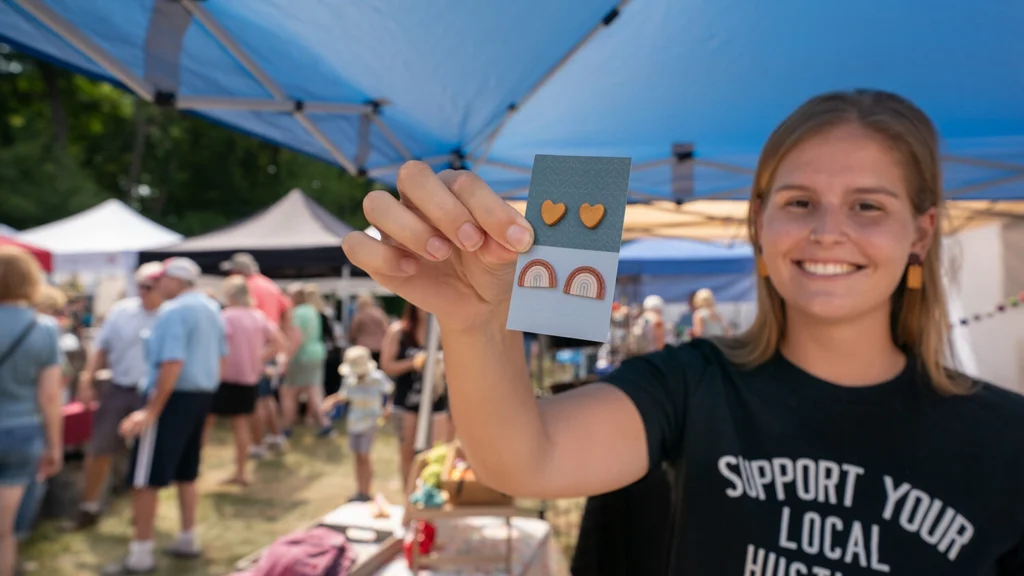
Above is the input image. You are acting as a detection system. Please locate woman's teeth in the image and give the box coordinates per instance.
[799,261,858,276]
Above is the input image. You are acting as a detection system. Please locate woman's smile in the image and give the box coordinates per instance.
[794,260,866,278]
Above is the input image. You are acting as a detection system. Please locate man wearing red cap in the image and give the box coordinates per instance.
[70,261,166,530]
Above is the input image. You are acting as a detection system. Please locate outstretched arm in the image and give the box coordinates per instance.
[441,321,649,499]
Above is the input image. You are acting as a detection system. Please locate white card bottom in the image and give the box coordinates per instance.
[506,244,620,343]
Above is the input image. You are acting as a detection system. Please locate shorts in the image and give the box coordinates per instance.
[348,429,375,455]
[284,360,324,388]
[211,382,258,416]
[257,376,275,398]
[0,423,44,486]
[90,383,145,455]
[15,478,46,539]
[391,407,448,440]
[129,391,214,489]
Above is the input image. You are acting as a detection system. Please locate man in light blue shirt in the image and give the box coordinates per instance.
[106,257,227,575]
[72,261,164,530]
[142,286,225,396]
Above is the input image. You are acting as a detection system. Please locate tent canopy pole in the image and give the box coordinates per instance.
[11,0,155,101]
[413,313,442,452]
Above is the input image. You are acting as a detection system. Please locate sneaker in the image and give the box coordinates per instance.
[162,537,203,559]
[265,435,287,452]
[100,558,156,575]
[316,425,336,439]
[249,445,267,459]
[62,508,99,531]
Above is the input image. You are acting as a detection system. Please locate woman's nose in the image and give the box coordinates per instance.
[809,206,848,243]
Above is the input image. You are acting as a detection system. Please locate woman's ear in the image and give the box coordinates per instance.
[912,206,938,257]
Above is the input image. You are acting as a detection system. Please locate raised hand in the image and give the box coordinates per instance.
[342,162,534,332]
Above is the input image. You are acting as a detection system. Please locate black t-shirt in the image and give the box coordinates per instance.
[603,339,1024,575]
[572,467,673,575]
[392,338,448,413]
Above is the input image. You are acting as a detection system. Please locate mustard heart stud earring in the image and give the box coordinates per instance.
[579,203,605,229]
[541,200,567,226]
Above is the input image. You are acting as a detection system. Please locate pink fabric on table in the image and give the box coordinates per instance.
[221,307,275,385]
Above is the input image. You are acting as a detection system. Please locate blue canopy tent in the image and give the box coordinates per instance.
[617,238,755,304]
[3,0,1024,215]
[618,238,753,276]
[5,0,1023,446]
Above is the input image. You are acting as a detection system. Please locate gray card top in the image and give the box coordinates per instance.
[523,154,631,254]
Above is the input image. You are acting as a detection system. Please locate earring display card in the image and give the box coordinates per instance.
[506,154,632,342]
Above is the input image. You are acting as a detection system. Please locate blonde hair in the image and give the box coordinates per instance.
[714,89,966,395]
[222,274,251,307]
[692,288,716,310]
[287,282,306,306]
[34,284,68,316]
[0,245,44,303]
[356,292,376,309]
[301,283,324,310]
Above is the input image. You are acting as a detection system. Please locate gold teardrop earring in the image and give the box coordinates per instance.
[905,253,923,290]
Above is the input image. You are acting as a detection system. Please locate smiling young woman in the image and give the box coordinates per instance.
[344,89,1024,575]
[717,91,963,395]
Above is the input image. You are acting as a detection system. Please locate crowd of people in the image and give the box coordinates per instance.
[602,288,733,367]
[0,247,455,576]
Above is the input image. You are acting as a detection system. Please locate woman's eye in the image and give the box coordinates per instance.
[854,202,882,212]
[786,199,812,209]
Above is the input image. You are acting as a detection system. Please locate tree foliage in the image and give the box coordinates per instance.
[0,46,375,235]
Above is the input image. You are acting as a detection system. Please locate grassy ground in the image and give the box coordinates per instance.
[20,421,406,576]
[20,420,583,575]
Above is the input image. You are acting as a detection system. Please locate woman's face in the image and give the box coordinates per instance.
[757,123,936,324]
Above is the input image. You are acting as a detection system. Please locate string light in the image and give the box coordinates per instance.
[955,291,1023,327]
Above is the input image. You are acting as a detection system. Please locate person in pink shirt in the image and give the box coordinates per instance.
[220,252,295,453]
[206,275,286,485]
[219,252,291,327]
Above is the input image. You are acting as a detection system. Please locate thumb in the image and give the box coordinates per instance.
[475,236,521,268]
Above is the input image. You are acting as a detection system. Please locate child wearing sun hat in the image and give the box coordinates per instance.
[323,345,394,502]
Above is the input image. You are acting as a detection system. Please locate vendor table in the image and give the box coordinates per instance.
[232,501,561,575]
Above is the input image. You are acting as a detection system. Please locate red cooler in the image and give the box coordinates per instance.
[62,401,96,447]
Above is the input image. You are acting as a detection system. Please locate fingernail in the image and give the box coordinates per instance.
[457,222,484,250]
[399,257,418,274]
[426,236,451,260]
[506,224,533,252]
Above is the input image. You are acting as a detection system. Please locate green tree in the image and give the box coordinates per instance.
[0,46,376,235]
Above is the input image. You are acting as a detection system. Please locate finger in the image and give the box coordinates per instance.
[437,169,534,254]
[363,190,454,262]
[395,161,486,252]
[342,231,420,277]
[474,234,522,268]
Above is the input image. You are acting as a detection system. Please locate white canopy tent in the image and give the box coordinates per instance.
[18,199,183,287]
[942,221,1024,392]
[0,223,17,236]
